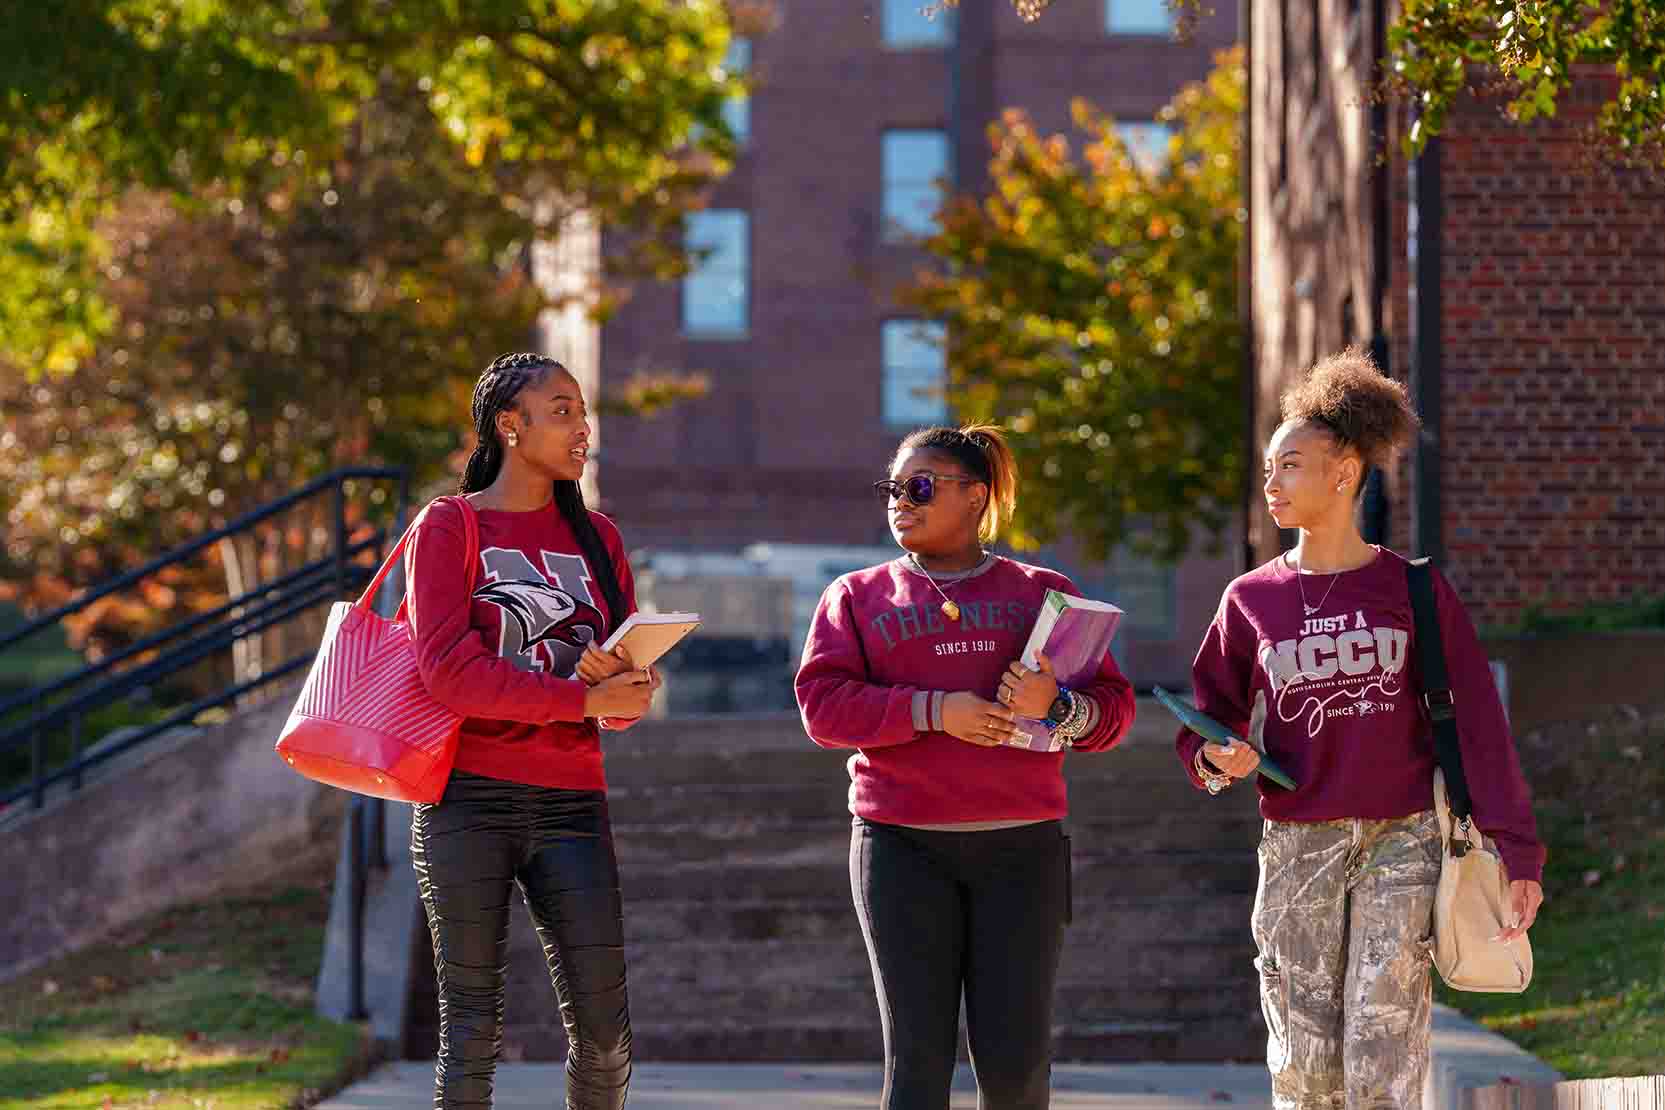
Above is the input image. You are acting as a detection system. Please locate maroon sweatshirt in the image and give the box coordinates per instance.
[403,496,638,792]
[796,556,1136,824]
[1177,547,1544,883]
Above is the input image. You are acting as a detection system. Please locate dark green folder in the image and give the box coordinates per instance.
[1152,685,1299,790]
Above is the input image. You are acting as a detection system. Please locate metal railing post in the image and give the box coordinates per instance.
[332,480,349,602]
[369,797,387,870]
[69,713,83,792]
[29,726,44,810]
[347,796,368,1020]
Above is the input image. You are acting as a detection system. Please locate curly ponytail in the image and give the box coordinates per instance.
[896,422,1020,543]
[459,352,627,629]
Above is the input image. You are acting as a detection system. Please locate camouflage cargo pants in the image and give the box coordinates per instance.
[1252,810,1442,1110]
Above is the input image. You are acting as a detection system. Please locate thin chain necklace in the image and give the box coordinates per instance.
[1293,551,1343,617]
[909,551,988,622]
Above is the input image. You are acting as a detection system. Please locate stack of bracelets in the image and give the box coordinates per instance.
[1192,747,1233,794]
[1049,687,1096,748]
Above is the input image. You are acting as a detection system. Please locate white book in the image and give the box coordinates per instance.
[599,611,702,669]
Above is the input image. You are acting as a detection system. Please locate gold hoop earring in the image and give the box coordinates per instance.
[506,431,519,448]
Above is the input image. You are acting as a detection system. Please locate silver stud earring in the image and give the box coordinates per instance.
[507,431,519,448]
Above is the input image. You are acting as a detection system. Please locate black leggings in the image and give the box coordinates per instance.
[850,818,1071,1110]
[412,771,631,1110]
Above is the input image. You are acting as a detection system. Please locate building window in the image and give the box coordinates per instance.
[1116,122,1174,173]
[1106,0,1174,34]
[883,0,954,47]
[722,38,751,144]
[882,130,951,240]
[683,211,748,337]
[882,320,949,427]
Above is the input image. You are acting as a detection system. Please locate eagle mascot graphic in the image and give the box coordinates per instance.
[473,578,606,674]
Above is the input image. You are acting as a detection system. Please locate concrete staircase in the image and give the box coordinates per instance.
[406,703,1265,1063]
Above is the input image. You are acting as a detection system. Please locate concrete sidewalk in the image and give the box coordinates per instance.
[318,1005,1560,1108]
[317,1060,1274,1108]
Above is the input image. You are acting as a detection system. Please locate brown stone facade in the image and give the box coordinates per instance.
[1250,1,1665,628]
[593,0,1239,685]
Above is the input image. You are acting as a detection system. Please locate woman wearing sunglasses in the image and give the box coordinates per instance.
[795,423,1136,1110]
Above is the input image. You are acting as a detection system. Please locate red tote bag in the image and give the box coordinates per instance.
[275,496,479,803]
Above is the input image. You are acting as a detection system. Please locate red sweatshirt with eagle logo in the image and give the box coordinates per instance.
[403,496,636,792]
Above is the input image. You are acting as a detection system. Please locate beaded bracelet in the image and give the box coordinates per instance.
[1051,689,1093,748]
[1193,747,1233,795]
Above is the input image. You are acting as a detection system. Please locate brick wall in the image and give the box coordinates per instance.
[1426,71,1665,625]
[1253,2,1665,627]
[593,0,1240,682]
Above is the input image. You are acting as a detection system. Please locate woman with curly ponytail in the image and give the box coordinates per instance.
[1176,348,1544,1108]
[403,352,658,1109]
[796,422,1136,1108]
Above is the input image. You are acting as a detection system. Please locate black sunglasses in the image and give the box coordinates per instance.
[872,473,980,506]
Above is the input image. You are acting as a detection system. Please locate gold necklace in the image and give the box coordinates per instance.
[909,552,987,622]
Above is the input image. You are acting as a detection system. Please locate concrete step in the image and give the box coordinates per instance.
[608,813,1264,866]
[512,934,1254,1010]
[622,893,1251,949]
[474,1017,1267,1064]
[617,848,1258,902]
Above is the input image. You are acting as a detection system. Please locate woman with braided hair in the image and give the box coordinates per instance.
[404,352,658,1109]
[1176,348,1544,1108]
[796,423,1136,1109]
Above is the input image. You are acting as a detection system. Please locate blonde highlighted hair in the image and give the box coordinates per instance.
[895,422,1019,543]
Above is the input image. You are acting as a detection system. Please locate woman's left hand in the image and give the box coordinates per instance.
[576,642,633,687]
[998,652,1060,718]
[1497,879,1544,943]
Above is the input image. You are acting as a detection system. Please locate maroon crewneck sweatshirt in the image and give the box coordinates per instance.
[1177,547,1544,883]
[796,556,1136,824]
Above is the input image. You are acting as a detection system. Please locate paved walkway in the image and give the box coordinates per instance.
[319,1060,1274,1108]
[318,1006,1560,1109]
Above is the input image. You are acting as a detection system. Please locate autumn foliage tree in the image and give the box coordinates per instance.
[902,48,1245,562]
[0,2,744,653]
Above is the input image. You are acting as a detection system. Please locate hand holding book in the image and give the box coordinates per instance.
[998,652,1061,718]
[1152,685,1298,790]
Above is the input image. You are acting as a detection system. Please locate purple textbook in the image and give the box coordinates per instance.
[1007,589,1124,752]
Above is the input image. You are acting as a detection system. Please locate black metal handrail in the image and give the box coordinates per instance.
[0,465,417,1025]
[0,467,409,655]
[0,467,411,812]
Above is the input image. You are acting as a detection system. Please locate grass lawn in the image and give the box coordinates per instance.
[1438,707,1665,1079]
[0,852,370,1109]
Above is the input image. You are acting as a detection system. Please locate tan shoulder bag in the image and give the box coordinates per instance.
[1408,559,1532,993]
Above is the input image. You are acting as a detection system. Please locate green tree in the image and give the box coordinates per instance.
[0,0,744,373]
[901,48,1245,562]
[0,1,742,651]
[1384,0,1665,166]
[973,0,1665,167]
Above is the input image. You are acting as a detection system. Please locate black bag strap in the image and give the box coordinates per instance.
[1406,557,1474,823]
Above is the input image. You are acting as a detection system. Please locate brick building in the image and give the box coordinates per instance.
[584,0,1240,685]
[1248,0,1665,626]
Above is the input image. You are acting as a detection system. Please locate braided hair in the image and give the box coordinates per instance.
[895,423,1020,543]
[458,352,627,628]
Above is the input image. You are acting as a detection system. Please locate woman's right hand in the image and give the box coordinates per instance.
[1204,690,1266,780]
[941,691,1020,748]
[583,667,661,720]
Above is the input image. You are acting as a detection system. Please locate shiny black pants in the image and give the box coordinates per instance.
[851,818,1071,1110]
[412,771,632,1109]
